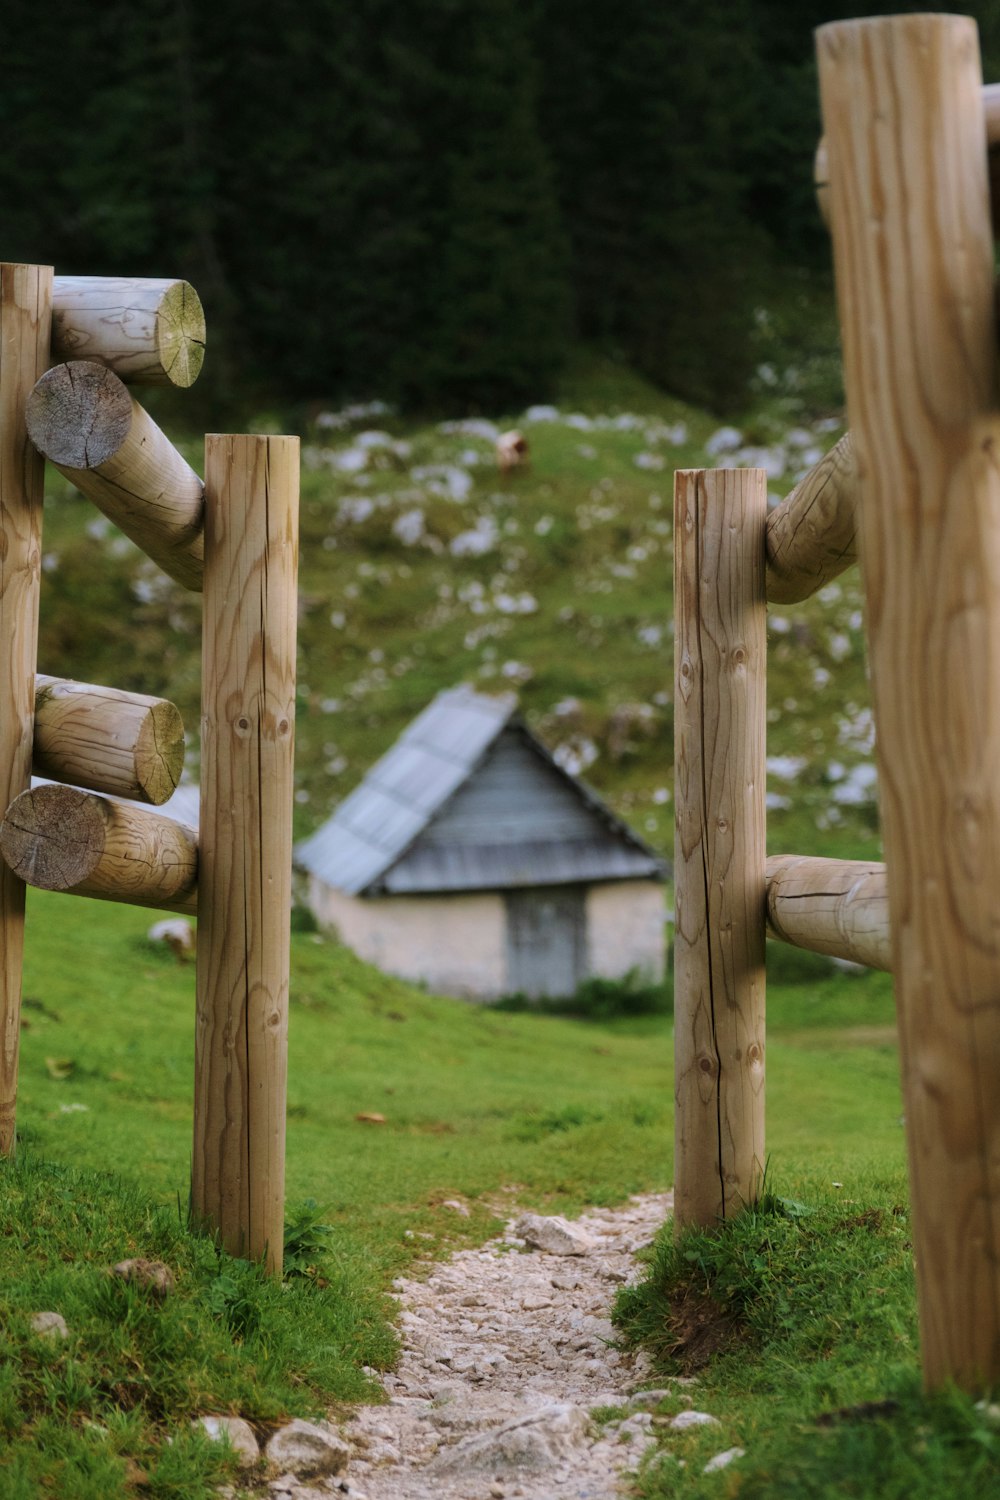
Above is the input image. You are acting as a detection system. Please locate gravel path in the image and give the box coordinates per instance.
[333,1191,677,1500]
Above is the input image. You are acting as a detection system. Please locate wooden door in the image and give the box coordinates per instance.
[504,885,586,999]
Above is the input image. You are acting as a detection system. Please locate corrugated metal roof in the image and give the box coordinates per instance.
[294,684,666,896]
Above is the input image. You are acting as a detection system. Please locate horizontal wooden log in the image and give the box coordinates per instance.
[765,432,857,604]
[0,784,197,914]
[51,276,205,387]
[25,361,204,589]
[765,854,889,972]
[33,675,184,804]
[815,81,1000,230]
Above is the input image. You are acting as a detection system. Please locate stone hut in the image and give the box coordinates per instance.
[294,685,666,1001]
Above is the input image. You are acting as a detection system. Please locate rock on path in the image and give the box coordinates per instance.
[341,1191,677,1500]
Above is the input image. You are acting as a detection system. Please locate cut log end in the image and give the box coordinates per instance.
[134,700,186,804]
[25,361,131,469]
[50,277,206,388]
[0,785,106,891]
[156,281,206,388]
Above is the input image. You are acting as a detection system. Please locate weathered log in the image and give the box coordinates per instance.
[0,784,197,914]
[674,467,767,1230]
[765,432,857,604]
[33,675,185,805]
[815,81,1000,231]
[0,263,52,1155]
[193,434,299,1274]
[765,855,890,972]
[25,360,204,589]
[820,11,1000,1391]
[51,276,205,388]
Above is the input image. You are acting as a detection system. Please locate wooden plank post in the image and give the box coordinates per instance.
[818,12,1000,1389]
[674,467,767,1229]
[192,435,298,1274]
[0,263,51,1156]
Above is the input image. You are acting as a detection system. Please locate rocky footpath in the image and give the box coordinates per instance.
[335,1191,683,1500]
[33,1193,744,1498]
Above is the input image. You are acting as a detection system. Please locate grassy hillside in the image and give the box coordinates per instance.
[36,353,872,863]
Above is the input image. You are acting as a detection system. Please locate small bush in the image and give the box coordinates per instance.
[493,967,671,1020]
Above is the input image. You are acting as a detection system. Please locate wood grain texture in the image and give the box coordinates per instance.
[0,263,52,1155]
[765,854,890,972]
[33,674,185,804]
[51,276,205,387]
[819,12,1000,1389]
[815,82,1000,231]
[193,434,299,1273]
[27,361,204,589]
[674,467,767,1230]
[765,432,858,604]
[0,784,196,913]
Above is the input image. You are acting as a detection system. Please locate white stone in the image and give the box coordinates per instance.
[147,917,195,957]
[670,1410,721,1431]
[195,1414,259,1467]
[265,1419,349,1477]
[627,1389,672,1410]
[433,1402,590,1473]
[30,1311,68,1340]
[514,1214,595,1256]
[703,1446,746,1474]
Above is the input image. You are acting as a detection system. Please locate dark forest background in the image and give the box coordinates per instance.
[8,1,1000,415]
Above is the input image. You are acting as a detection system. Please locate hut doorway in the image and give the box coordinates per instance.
[504,885,586,999]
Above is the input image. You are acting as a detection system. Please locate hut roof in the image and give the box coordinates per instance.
[294,685,666,896]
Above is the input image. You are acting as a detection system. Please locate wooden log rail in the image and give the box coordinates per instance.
[26,361,204,589]
[765,855,890,972]
[33,675,184,804]
[0,784,197,914]
[765,432,857,604]
[51,277,205,388]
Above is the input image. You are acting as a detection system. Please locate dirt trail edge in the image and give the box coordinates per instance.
[339,1191,678,1500]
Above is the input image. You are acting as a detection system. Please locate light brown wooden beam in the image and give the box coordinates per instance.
[193,433,299,1274]
[765,854,889,972]
[0,264,52,1155]
[25,360,203,589]
[51,277,205,388]
[765,432,857,604]
[33,675,185,805]
[0,784,197,914]
[815,81,1000,230]
[674,466,767,1230]
[820,11,1000,1392]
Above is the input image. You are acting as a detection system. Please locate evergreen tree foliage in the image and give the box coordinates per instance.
[4,1,1000,412]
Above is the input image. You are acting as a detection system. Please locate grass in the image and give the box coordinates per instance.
[613,1178,1000,1498]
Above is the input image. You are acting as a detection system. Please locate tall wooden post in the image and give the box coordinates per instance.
[0,264,52,1155]
[818,13,1000,1389]
[674,467,767,1229]
[192,435,299,1273]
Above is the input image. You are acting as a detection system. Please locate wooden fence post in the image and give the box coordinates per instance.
[192,434,299,1274]
[0,264,51,1156]
[818,12,1000,1388]
[674,467,767,1229]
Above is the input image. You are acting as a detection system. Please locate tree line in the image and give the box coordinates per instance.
[6,0,1000,414]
